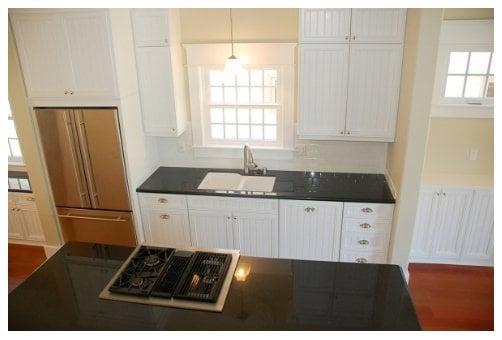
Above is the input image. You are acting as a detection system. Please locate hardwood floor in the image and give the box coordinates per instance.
[408,263,494,331]
[7,244,494,330]
[8,243,46,293]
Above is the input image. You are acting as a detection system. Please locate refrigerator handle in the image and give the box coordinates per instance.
[58,212,128,222]
[74,110,100,208]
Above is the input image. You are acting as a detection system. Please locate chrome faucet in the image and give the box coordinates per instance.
[243,145,257,174]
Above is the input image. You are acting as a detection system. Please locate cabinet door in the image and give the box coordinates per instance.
[18,207,45,242]
[142,209,191,247]
[299,9,351,43]
[10,12,74,98]
[279,200,343,261]
[430,188,473,260]
[345,44,402,139]
[188,210,234,250]
[460,189,493,265]
[8,206,25,240]
[350,9,406,43]
[135,46,177,136]
[298,44,349,138]
[410,187,441,259]
[131,9,170,47]
[62,10,117,97]
[233,213,278,258]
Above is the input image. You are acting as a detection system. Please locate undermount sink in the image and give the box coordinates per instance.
[197,172,276,192]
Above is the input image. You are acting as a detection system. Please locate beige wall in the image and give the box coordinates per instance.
[8,25,61,246]
[443,8,494,20]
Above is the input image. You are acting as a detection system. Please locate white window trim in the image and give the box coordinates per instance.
[431,20,494,118]
[8,108,25,165]
[184,43,296,158]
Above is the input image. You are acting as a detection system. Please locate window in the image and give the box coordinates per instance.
[8,108,23,164]
[185,43,296,155]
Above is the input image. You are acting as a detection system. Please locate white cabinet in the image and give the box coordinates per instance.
[279,200,343,261]
[188,210,234,250]
[131,9,187,137]
[10,9,117,100]
[298,44,349,138]
[8,192,45,243]
[233,212,278,258]
[350,9,406,43]
[410,186,493,266]
[299,9,351,43]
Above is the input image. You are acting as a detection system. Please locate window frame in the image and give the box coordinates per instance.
[7,109,24,165]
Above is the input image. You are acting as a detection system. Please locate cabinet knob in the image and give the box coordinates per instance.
[64,90,69,95]
[159,214,170,220]
[359,223,371,229]
[232,216,237,220]
[340,130,345,135]
[356,257,367,263]
[158,198,168,203]
[346,131,351,135]
[304,207,315,213]
[352,35,356,40]
[27,197,35,202]
[69,90,74,95]
[361,207,373,213]
[345,35,349,40]
[442,192,446,196]
[358,239,369,245]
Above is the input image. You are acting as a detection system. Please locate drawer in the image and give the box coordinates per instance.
[341,232,390,252]
[139,193,187,210]
[187,195,278,214]
[340,250,387,264]
[14,193,37,207]
[343,202,394,219]
[342,218,392,234]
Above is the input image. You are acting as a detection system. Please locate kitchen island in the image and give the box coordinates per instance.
[9,242,420,330]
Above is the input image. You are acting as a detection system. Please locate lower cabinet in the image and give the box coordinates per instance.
[141,208,191,247]
[188,210,234,250]
[410,186,493,266]
[8,192,45,243]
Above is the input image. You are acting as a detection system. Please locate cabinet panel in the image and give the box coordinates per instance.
[340,250,387,264]
[299,9,352,43]
[18,208,45,242]
[188,210,234,250]
[8,206,25,240]
[346,44,403,139]
[233,213,278,258]
[410,188,440,258]
[186,195,278,214]
[461,189,493,265]
[350,9,406,43]
[343,202,394,219]
[131,9,169,46]
[341,231,389,253]
[142,209,191,247]
[298,44,349,138]
[139,193,187,211]
[279,200,343,261]
[342,218,392,234]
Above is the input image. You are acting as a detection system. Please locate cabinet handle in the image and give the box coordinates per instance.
[159,214,170,220]
[358,239,369,245]
[359,223,371,229]
[346,131,351,135]
[361,207,373,213]
[64,90,69,95]
[69,90,74,95]
[232,216,237,220]
[352,35,356,40]
[356,257,367,263]
[305,207,315,213]
[442,192,446,196]
[158,198,168,203]
[345,35,349,40]
[340,130,345,135]
[27,197,35,202]
[226,216,231,220]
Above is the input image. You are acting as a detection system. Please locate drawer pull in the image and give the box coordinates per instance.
[159,214,170,220]
[304,207,315,213]
[359,223,371,229]
[158,198,168,203]
[356,257,367,263]
[358,239,369,245]
[361,207,373,213]
[27,197,35,202]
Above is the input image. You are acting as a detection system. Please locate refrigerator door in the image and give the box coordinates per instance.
[35,108,91,208]
[57,207,137,246]
[74,109,131,211]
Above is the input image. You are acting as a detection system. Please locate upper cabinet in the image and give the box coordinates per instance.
[131,9,188,137]
[10,10,118,101]
[298,9,406,142]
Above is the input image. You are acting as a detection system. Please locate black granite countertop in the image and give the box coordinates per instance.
[137,167,395,203]
[9,242,420,330]
[8,171,32,193]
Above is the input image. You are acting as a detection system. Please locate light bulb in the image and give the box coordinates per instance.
[223,55,244,77]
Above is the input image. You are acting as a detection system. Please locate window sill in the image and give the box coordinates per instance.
[193,145,295,160]
[8,163,27,171]
[431,104,493,118]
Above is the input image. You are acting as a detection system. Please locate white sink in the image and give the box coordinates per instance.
[197,172,276,192]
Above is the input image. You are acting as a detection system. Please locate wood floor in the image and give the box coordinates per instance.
[7,244,494,330]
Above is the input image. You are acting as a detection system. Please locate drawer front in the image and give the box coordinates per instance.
[341,232,390,252]
[343,203,394,219]
[139,193,187,210]
[187,195,278,214]
[14,193,37,207]
[340,251,387,264]
[342,218,392,234]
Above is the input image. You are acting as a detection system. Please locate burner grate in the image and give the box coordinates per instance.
[150,251,193,298]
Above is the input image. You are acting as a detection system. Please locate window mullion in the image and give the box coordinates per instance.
[461,52,471,98]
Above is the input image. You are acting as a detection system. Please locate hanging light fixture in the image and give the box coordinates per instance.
[223,8,244,76]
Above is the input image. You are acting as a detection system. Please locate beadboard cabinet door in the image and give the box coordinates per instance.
[409,188,439,259]
[188,210,234,250]
[131,9,170,46]
[298,44,349,138]
[345,44,403,139]
[350,9,406,43]
[299,9,352,43]
[460,189,494,265]
[233,213,278,258]
[279,200,343,261]
[142,208,191,247]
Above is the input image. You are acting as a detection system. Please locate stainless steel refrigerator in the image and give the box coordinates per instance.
[35,108,136,246]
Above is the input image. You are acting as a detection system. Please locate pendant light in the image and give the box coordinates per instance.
[223,9,244,76]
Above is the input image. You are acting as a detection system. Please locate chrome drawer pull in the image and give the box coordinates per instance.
[356,257,367,263]
[361,207,373,213]
[158,198,168,203]
[159,214,170,220]
[304,207,315,213]
[358,239,369,245]
[360,223,371,229]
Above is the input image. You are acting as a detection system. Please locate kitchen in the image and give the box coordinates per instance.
[6,3,495,332]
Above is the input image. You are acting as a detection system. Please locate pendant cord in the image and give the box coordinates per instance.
[230,8,234,56]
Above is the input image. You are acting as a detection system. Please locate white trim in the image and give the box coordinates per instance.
[384,169,398,200]
[43,245,61,258]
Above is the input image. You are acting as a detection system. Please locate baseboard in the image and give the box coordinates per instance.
[43,245,62,258]
[384,169,398,200]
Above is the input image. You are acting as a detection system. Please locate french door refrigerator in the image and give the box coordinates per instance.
[35,108,136,246]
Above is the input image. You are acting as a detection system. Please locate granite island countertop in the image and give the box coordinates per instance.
[8,242,420,330]
[136,167,395,203]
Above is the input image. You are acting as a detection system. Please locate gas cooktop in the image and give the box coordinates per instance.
[99,245,240,312]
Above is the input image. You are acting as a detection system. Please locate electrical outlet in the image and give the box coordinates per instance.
[469,148,479,161]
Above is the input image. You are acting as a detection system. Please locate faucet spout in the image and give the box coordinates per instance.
[243,145,257,174]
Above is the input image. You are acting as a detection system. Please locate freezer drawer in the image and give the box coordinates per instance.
[57,208,137,247]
